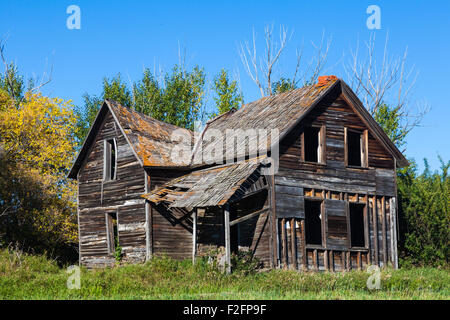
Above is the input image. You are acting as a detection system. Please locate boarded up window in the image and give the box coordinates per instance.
[305,200,322,245]
[350,203,366,247]
[325,199,348,249]
[275,185,304,218]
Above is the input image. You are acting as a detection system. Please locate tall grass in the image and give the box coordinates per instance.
[0,248,448,300]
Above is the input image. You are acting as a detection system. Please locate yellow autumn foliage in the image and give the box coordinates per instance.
[0,92,78,245]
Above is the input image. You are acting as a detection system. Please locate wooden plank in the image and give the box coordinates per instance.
[346,251,350,271]
[389,197,395,267]
[391,197,398,269]
[144,172,152,260]
[357,251,362,270]
[365,193,371,265]
[290,219,297,270]
[381,196,387,266]
[313,249,318,271]
[230,207,269,226]
[192,209,197,264]
[372,196,379,266]
[330,250,335,272]
[269,175,278,268]
[281,218,288,269]
[224,205,231,274]
[301,219,307,271]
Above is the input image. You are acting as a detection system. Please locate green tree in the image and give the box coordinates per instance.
[133,69,162,117]
[397,157,449,266]
[272,77,297,95]
[157,65,205,130]
[0,63,24,106]
[210,69,243,118]
[374,103,406,149]
[75,74,133,145]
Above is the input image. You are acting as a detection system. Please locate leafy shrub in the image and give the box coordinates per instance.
[397,157,449,266]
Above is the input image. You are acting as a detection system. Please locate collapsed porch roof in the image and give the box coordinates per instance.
[141,157,268,208]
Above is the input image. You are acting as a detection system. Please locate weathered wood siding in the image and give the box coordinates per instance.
[274,84,398,270]
[78,111,146,267]
[148,170,193,260]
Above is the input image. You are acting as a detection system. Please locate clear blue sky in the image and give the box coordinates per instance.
[1,0,449,172]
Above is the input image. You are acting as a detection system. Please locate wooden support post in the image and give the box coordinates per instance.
[313,249,318,271]
[301,219,307,271]
[341,251,346,271]
[328,250,334,271]
[281,218,288,269]
[391,197,399,269]
[324,249,329,271]
[357,251,362,270]
[381,196,387,266]
[372,196,379,266]
[290,219,297,270]
[224,204,231,274]
[144,172,152,261]
[346,251,351,271]
[269,175,278,269]
[192,209,197,264]
[365,194,371,265]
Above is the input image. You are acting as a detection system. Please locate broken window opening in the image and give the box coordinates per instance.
[106,212,118,254]
[304,126,321,163]
[104,139,117,181]
[346,129,367,167]
[305,200,323,245]
[349,203,366,247]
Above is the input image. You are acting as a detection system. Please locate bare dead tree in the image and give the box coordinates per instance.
[239,25,331,97]
[344,32,429,145]
[239,25,292,97]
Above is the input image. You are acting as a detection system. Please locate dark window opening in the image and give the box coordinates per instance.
[347,130,362,167]
[104,139,117,180]
[304,127,321,163]
[106,212,118,254]
[305,200,322,245]
[350,203,365,247]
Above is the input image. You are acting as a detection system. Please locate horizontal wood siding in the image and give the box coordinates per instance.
[275,85,397,271]
[78,111,146,267]
[149,170,193,260]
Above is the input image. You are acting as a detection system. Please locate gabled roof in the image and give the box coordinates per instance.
[68,100,193,179]
[141,157,266,208]
[69,76,408,180]
[192,77,408,167]
[192,78,338,164]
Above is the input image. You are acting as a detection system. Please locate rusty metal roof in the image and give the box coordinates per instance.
[141,157,267,208]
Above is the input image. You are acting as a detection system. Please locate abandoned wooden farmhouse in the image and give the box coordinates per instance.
[68,76,408,272]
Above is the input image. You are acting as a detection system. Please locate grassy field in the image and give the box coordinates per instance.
[0,249,448,300]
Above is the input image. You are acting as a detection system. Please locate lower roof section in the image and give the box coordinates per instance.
[141,157,268,209]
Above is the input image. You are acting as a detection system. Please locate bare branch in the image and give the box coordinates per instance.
[343,32,428,146]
